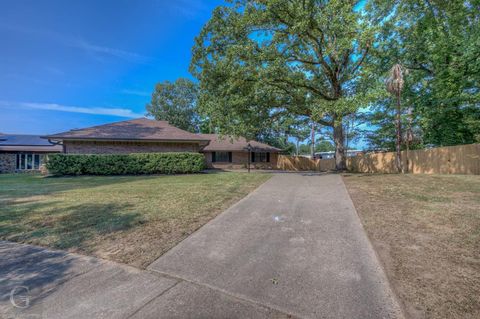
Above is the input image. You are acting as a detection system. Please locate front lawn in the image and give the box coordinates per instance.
[343,174,480,319]
[0,172,271,268]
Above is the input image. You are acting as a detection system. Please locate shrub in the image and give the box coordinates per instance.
[46,152,206,176]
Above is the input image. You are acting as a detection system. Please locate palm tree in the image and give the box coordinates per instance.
[386,64,405,173]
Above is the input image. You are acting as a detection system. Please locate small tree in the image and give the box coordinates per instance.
[386,64,405,173]
[146,78,201,133]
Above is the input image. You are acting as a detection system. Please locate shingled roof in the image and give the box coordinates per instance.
[44,118,210,144]
[198,134,281,152]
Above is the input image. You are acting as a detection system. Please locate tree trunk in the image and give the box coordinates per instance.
[405,136,409,173]
[405,109,413,173]
[395,93,403,173]
[310,122,315,159]
[333,119,347,171]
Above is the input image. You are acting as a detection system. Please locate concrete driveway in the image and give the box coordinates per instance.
[148,173,403,318]
[1,173,403,319]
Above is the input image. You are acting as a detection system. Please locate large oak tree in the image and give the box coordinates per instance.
[191,0,374,170]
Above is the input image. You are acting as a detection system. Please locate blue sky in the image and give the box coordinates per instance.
[0,0,222,134]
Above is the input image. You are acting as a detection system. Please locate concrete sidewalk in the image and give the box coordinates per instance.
[149,173,404,319]
[0,241,289,318]
[1,173,403,319]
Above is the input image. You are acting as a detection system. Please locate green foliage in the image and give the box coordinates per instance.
[191,0,377,169]
[297,143,312,155]
[316,140,335,152]
[254,115,307,155]
[46,153,205,176]
[367,0,480,146]
[146,78,207,133]
[363,102,424,151]
[297,140,334,155]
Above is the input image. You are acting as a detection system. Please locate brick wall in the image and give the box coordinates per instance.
[64,140,201,154]
[0,153,16,173]
[204,151,278,169]
[0,153,52,173]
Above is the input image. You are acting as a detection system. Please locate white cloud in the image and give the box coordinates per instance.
[70,39,151,64]
[166,0,208,18]
[0,24,151,64]
[0,101,145,118]
[121,89,151,97]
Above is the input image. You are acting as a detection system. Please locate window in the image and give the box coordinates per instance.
[252,152,270,163]
[34,154,40,168]
[212,151,231,163]
[16,154,42,170]
[26,154,33,169]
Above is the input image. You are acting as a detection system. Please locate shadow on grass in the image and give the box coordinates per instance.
[1,202,144,252]
[0,201,144,315]
[0,174,159,203]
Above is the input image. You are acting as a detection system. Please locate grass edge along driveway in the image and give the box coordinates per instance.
[343,173,480,319]
[0,172,271,269]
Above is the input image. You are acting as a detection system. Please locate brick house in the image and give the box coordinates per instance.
[200,134,281,169]
[44,118,211,154]
[0,118,281,172]
[0,134,62,173]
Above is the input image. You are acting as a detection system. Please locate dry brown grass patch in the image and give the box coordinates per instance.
[343,174,480,319]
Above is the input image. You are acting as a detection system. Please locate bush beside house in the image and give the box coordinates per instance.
[46,152,206,175]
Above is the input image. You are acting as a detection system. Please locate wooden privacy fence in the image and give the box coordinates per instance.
[349,143,480,174]
[276,155,335,171]
[276,143,480,175]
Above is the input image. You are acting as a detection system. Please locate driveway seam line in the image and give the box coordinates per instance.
[147,268,301,319]
[125,279,181,319]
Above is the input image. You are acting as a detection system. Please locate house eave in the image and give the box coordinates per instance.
[43,136,211,144]
[201,148,282,152]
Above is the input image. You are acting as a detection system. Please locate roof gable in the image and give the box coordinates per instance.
[199,134,281,152]
[44,118,210,143]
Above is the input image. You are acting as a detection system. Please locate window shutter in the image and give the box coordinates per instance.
[266,152,270,163]
[251,152,255,163]
[228,152,232,163]
[212,152,216,163]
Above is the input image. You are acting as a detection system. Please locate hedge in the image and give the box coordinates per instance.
[46,152,206,176]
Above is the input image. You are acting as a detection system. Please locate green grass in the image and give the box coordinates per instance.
[0,172,271,268]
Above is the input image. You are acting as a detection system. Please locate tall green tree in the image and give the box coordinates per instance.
[146,78,204,133]
[363,100,424,151]
[191,0,375,170]
[252,113,299,154]
[290,118,311,155]
[367,0,480,146]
